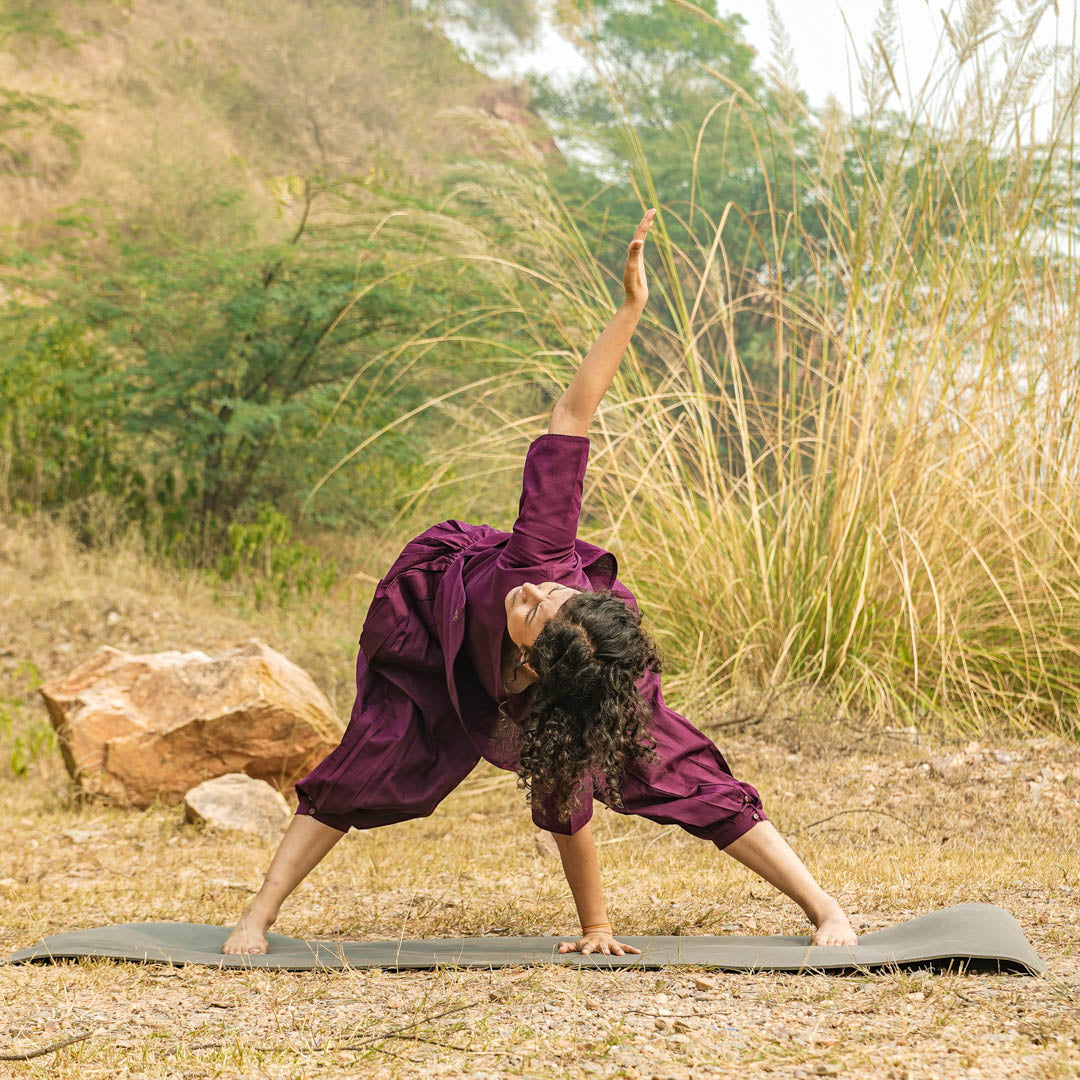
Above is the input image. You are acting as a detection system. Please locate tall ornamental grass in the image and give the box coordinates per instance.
[329,1,1080,735]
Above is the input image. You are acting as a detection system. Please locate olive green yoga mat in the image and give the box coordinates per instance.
[5,903,1045,974]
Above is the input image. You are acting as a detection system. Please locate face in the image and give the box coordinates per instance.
[504,581,580,649]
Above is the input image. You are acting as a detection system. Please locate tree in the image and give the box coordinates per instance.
[531,0,823,369]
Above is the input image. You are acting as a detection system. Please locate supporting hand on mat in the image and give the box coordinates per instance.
[558,931,641,957]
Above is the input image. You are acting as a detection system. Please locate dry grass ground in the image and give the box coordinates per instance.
[0,519,1077,1079]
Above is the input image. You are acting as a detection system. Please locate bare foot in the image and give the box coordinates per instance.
[811,912,857,947]
[222,908,275,955]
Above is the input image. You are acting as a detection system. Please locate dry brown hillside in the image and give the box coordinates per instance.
[0,0,554,251]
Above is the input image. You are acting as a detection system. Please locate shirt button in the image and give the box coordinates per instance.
[752,813,760,820]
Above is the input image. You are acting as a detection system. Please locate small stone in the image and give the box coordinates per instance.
[993,750,1014,764]
[812,1067,839,1077]
[183,773,291,835]
[61,828,104,844]
[693,976,716,990]
[0,877,17,894]
[907,991,926,1001]
[930,752,966,775]
[105,610,122,626]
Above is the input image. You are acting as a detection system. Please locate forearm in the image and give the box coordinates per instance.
[556,301,645,421]
[550,823,610,929]
[721,821,844,926]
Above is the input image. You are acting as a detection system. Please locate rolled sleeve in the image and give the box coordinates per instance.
[501,434,590,568]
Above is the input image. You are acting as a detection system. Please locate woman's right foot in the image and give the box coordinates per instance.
[222,908,275,955]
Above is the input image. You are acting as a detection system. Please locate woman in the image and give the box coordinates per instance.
[223,209,857,956]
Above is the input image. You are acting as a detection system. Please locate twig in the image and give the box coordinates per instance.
[790,807,928,838]
[390,1034,512,1055]
[330,1002,477,1051]
[184,1002,479,1056]
[0,1031,92,1061]
[625,1010,696,1019]
[706,713,769,732]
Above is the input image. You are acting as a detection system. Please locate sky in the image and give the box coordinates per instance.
[455,0,1080,120]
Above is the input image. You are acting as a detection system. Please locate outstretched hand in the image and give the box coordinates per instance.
[623,208,656,309]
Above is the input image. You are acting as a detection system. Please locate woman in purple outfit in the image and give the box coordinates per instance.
[223,209,857,956]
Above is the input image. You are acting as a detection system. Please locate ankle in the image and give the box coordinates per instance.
[807,896,846,927]
[243,898,279,926]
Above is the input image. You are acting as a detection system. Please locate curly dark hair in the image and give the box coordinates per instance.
[504,588,662,822]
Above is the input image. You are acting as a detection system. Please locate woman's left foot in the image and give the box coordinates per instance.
[811,911,857,946]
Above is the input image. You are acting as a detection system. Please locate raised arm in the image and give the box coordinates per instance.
[548,209,656,438]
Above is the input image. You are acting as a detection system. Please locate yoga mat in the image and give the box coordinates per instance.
[5,903,1044,975]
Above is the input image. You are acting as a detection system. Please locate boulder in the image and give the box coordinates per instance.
[184,773,291,835]
[39,640,340,808]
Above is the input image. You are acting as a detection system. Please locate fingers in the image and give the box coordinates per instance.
[629,208,657,249]
[557,936,642,956]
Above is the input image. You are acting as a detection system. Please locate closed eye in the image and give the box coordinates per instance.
[526,585,569,625]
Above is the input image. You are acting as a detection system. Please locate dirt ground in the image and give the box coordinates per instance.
[0,522,1078,1078]
[1,716,1077,1080]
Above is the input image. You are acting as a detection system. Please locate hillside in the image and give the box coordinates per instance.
[0,0,555,253]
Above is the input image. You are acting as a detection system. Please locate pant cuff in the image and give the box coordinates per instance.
[709,803,768,851]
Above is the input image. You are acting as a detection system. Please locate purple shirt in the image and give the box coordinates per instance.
[297,433,767,843]
[355,435,620,829]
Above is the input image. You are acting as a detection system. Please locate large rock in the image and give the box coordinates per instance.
[184,773,291,835]
[39,641,340,808]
